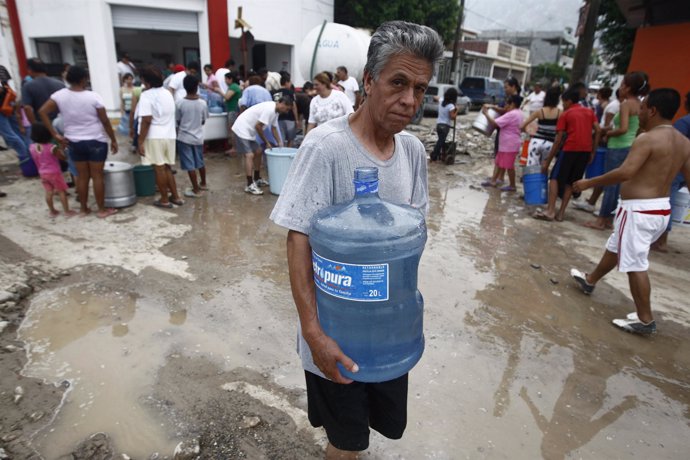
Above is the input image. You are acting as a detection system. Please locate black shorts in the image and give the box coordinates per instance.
[550,150,590,186]
[304,371,408,451]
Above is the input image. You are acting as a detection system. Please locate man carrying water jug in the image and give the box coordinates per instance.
[570,88,690,335]
[270,22,444,459]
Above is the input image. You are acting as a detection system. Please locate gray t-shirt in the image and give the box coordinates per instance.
[175,97,208,145]
[269,115,429,377]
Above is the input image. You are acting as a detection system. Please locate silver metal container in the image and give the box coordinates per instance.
[104,161,137,208]
[471,109,499,136]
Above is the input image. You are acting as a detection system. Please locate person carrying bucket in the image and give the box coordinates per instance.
[520,87,562,168]
[481,95,523,191]
[534,89,601,222]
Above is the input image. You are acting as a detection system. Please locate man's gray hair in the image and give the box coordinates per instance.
[364,21,444,80]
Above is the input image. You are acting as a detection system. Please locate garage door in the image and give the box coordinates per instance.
[111,5,199,32]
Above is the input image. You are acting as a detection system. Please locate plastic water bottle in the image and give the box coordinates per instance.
[309,166,427,382]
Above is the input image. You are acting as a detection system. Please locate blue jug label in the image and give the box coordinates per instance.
[312,251,389,302]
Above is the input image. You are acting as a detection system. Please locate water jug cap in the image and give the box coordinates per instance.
[354,167,378,182]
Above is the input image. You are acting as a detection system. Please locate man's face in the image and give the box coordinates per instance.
[562,98,573,110]
[534,85,542,93]
[204,67,212,76]
[336,69,346,81]
[188,69,198,77]
[363,54,432,135]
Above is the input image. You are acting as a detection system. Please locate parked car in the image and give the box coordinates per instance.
[423,83,470,116]
[459,77,505,109]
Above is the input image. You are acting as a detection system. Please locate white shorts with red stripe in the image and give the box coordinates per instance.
[605,197,670,272]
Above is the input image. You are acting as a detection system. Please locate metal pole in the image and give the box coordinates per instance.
[448,0,466,85]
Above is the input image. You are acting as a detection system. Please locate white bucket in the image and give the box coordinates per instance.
[265,148,298,195]
[472,109,499,137]
[671,186,690,226]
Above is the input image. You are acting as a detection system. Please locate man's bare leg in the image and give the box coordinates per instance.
[326,443,358,460]
[586,250,618,285]
[556,185,574,221]
[542,179,559,219]
[627,271,653,323]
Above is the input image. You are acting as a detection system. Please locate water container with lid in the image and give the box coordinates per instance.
[309,166,427,382]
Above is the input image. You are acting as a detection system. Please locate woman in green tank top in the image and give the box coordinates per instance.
[583,71,649,230]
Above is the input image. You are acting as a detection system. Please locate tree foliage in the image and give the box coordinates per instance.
[532,63,571,84]
[334,0,460,44]
[597,0,635,74]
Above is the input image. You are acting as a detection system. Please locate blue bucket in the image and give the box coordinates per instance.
[524,172,548,205]
[19,155,39,177]
[586,147,606,179]
[265,147,298,195]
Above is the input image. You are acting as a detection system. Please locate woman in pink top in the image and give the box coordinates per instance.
[481,95,524,191]
[29,122,76,217]
[38,66,118,218]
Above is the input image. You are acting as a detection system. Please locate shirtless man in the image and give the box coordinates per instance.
[569,88,690,334]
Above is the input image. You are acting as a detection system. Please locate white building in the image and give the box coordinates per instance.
[457,39,531,87]
[10,0,333,114]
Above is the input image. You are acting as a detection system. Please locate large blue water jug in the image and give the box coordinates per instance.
[309,167,427,383]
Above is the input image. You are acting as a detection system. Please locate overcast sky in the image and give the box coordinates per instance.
[464,0,583,32]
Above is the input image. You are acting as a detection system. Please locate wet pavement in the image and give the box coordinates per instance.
[1,114,689,458]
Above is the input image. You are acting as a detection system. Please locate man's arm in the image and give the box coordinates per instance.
[287,230,357,384]
[573,134,653,192]
[271,125,283,147]
[255,121,272,146]
[354,90,361,110]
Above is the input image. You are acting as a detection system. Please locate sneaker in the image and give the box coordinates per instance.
[570,268,595,295]
[184,188,203,198]
[255,178,270,187]
[626,312,639,321]
[572,201,595,212]
[612,317,656,335]
[245,183,263,195]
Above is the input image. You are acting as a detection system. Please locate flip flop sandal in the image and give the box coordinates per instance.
[532,210,554,221]
[153,200,173,209]
[500,186,516,192]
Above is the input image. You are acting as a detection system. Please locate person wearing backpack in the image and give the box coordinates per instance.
[0,65,31,175]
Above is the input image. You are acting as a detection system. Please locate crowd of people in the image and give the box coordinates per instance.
[1,20,690,459]
[0,54,365,205]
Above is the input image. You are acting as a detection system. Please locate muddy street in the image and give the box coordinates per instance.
[1,114,689,459]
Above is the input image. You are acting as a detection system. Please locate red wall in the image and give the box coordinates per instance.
[207,0,230,69]
[628,22,690,120]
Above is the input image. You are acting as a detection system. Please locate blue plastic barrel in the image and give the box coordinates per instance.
[524,172,548,205]
[586,147,606,178]
[265,147,298,195]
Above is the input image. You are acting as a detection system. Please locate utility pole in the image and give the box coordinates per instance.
[570,0,601,84]
[449,0,466,85]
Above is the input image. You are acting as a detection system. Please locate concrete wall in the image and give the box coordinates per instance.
[16,0,208,113]
[14,0,332,111]
[0,2,20,84]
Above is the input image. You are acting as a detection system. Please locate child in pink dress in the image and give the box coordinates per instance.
[481,95,524,191]
[29,123,76,217]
